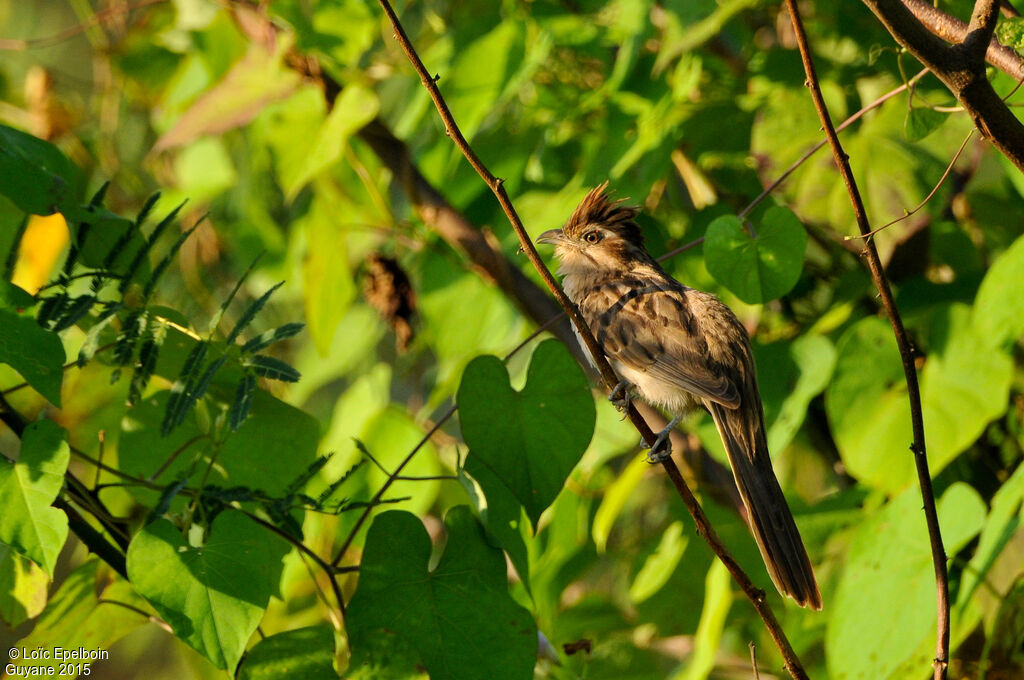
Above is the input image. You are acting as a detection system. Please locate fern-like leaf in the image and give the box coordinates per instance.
[241,322,305,354]
[225,281,284,345]
[244,354,300,383]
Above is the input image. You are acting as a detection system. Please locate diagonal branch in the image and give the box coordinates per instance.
[863,0,1024,171]
[373,0,809,676]
[785,2,951,678]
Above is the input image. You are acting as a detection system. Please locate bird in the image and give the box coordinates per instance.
[536,182,822,610]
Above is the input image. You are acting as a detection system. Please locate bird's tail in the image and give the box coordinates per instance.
[707,401,822,610]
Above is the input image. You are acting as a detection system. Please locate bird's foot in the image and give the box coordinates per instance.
[644,416,681,464]
[609,380,632,413]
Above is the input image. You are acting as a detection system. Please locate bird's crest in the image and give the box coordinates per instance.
[564,181,643,244]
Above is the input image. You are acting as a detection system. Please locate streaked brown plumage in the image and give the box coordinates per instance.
[537,183,822,610]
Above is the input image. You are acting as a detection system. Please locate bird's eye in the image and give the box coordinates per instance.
[583,231,602,244]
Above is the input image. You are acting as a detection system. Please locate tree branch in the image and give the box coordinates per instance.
[899,0,1024,78]
[372,0,809,676]
[863,0,1024,171]
[785,2,951,678]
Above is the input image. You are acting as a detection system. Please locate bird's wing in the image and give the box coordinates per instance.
[581,279,741,408]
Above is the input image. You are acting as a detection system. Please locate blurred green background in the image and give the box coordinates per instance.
[1,0,1024,678]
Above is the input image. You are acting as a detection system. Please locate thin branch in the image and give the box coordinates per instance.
[739,69,929,221]
[850,130,976,240]
[330,403,456,568]
[784,2,950,678]
[239,510,346,620]
[147,434,209,482]
[373,1,809,676]
[0,0,166,50]
[97,598,173,633]
[2,342,116,396]
[863,0,1024,171]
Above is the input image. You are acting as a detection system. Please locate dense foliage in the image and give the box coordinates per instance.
[1,1,1023,679]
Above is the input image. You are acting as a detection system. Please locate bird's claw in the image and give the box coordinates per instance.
[609,380,632,413]
[644,416,681,464]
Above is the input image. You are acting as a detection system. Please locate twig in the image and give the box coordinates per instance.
[0,0,166,50]
[2,342,117,396]
[97,598,173,634]
[239,510,346,621]
[783,2,950,678]
[750,641,761,680]
[374,1,809,677]
[849,129,976,240]
[738,69,929,221]
[863,0,1024,171]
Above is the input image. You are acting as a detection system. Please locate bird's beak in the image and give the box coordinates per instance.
[536,229,566,245]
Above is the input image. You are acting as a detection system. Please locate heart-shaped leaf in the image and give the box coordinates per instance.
[457,339,595,529]
[0,420,68,575]
[126,510,290,671]
[346,508,537,680]
[703,206,807,304]
[238,625,338,680]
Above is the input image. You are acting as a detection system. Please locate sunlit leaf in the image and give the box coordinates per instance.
[972,231,1024,349]
[0,542,49,626]
[826,483,985,680]
[238,625,338,680]
[703,207,807,304]
[0,420,69,576]
[127,510,290,670]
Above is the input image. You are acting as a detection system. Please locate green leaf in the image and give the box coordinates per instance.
[0,309,65,405]
[904,107,948,142]
[703,207,807,304]
[301,188,356,355]
[957,462,1024,609]
[919,304,1012,476]
[126,510,290,671]
[237,626,338,680]
[754,334,837,455]
[671,560,733,680]
[826,483,985,680]
[825,317,914,493]
[242,322,305,353]
[458,339,595,528]
[122,390,319,505]
[229,372,257,430]
[629,520,688,603]
[458,461,531,593]
[593,453,648,553]
[0,123,82,216]
[153,43,302,151]
[245,354,302,382]
[8,561,147,677]
[347,508,537,680]
[996,16,1024,51]
[972,231,1024,349]
[0,420,69,576]
[0,280,34,312]
[227,281,284,344]
[0,542,49,626]
[446,21,523,141]
[282,84,379,199]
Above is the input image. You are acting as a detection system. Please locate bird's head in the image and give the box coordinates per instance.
[536,182,649,276]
